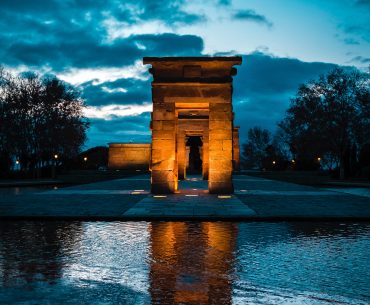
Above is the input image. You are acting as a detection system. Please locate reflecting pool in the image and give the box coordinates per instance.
[0,221,369,304]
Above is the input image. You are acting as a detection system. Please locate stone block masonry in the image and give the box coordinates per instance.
[108,143,151,170]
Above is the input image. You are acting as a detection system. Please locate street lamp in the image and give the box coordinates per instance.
[317,157,321,162]
[272,160,276,165]
[52,154,58,178]
[15,160,19,165]
[84,157,88,162]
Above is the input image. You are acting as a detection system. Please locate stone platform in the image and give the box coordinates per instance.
[0,174,369,220]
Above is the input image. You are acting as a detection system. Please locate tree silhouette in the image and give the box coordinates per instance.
[242,127,271,169]
[279,68,370,177]
[0,67,89,177]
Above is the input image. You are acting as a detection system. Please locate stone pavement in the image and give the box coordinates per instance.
[0,174,369,220]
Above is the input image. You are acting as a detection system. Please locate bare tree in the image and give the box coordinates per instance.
[0,67,89,177]
[279,68,370,177]
[242,127,271,169]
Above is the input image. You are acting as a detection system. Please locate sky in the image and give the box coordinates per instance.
[0,0,369,148]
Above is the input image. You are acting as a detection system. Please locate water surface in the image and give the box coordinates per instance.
[0,221,369,304]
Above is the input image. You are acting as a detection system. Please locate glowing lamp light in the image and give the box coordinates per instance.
[153,195,167,198]
[131,191,141,195]
[185,194,198,197]
[317,157,321,162]
[54,154,58,159]
[83,157,88,161]
[292,159,295,163]
[15,160,20,165]
[272,161,276,165]
[218,195,231,199]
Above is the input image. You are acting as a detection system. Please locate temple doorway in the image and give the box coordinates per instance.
[186,136,203,175]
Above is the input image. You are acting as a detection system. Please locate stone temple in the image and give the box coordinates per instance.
[108,56,242,194]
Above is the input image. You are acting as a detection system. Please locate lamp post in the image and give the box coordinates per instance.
[83,156,88,169]
[52,154,58,179]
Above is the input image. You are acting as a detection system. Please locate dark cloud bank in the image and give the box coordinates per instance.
[80,51,337,147]
[0,0,340,147]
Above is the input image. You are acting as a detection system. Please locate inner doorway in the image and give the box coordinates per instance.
[186,136,203,175]
[181,135,206,195]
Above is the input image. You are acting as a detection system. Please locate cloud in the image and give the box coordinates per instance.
[232,52,338,143]
[218,0,231,5]
[356,0,370,6]
[233,9,273,28]
[58,61,148,85]
[0,0,205,28]
[0,0,204,73]
[350,55,370,63]
[79,51,341,147]
[0,0,359,148]
[86,113,152,147]
[3,33,203,71]
[339,24,370,43]
[79,76,152,107]
[343,38,360,45]
[84,104,152,119]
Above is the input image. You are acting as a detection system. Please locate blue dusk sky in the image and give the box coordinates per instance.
[1,0,369,147]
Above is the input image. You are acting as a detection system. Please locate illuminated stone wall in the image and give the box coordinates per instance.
[108,143,151,170]
[144,57,242,194]
[233,127,240,171]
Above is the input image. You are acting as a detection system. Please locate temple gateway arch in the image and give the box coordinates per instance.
[144,57,242,194]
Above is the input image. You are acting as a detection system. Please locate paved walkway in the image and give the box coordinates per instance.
[0,174,369,220]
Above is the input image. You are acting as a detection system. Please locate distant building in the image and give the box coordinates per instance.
[108,143,151,170]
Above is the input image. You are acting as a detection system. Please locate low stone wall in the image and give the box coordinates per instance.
[108,143,151,170]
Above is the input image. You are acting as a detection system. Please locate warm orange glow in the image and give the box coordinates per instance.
[83,157,87,161]
[149,222,236,304]
[292,159,295,163]
[317,157,321,161]
[218,195,231,199]
[54,154,58,159]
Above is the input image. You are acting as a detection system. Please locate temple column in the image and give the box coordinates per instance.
[151,101,178,193]
[208,102,233,193]
[202,130,209,180]
[177,130,186,180]
[233,126,240,171]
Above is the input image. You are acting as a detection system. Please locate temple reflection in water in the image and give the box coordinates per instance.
[149,222,237,305]
[0,221,369,304]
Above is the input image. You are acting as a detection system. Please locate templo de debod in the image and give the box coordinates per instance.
[109,57,242,194]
